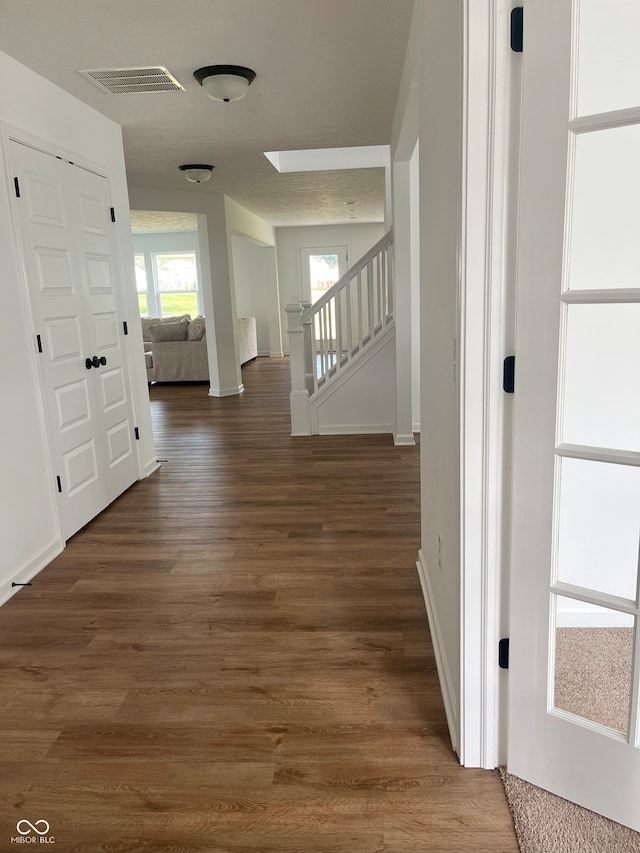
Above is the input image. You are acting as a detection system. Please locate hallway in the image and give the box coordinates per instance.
[0,357,517,852]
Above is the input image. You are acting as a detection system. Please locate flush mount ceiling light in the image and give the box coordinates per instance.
[179,164,214,183]
[193,65,256,102]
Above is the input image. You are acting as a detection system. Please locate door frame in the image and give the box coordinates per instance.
[457,0,516,767]
[1,122,148,541]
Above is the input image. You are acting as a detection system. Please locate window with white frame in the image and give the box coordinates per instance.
[135,251,202,318]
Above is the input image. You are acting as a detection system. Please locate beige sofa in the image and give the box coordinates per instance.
[142,315,257,383]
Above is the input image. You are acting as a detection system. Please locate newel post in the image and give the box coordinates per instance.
[286,303,311,435]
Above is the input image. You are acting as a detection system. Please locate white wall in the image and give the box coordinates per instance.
[409,143,421,432]
[132,230,200,256]
[391,1,464,752]
[0,49,156,603]
[311,333,396,435]
[225,197,280,359]
[390,8,420,445]
[225,197,275,248]
[231,237,281,356]
[419,0,463,751]
[276,223,385,353]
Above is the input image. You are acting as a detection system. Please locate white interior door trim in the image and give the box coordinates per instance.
[458,0,514,769]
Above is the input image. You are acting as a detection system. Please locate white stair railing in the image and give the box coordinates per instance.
[286,230,394,434]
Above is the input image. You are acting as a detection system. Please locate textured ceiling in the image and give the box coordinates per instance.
[130,211,198,233]
[0,0,412,227]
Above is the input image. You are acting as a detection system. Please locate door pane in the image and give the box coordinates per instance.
[560,303,640,451]
[309,254,340,306]
[553,595,634,734]
[555,457,640,601]
[568,125,640,290]
[576,0,640,117]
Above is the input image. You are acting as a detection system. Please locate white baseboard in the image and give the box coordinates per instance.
[0,538,64,608]
[393,431,416,446]
[417,550,459,755]
[412,421,421,433]
[269,351,285,358]
[144,459,161,477]
[258,350,270,357]
[209,384,244,397]
[318,423,394,435]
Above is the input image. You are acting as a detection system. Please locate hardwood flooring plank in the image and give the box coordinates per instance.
[0,358,516,852]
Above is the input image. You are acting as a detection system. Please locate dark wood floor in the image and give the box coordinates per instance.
[0,357,517,853]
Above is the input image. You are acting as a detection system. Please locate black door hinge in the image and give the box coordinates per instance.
[499,638,510,669]
[56,475,62,494]
[36,334,43,353]
[110,207,116,223]
[123,321,128,336]
[14,177,20,198]
[134,427,140,440]
[503,355,515,393]
[510,7,523,52]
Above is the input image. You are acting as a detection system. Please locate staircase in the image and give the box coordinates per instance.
[286,230,395,435]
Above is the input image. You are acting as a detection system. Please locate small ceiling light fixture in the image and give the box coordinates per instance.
[193,65,256,102]
[179,164,214,183]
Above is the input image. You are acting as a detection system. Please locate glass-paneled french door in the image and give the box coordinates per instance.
[508,0,640,829]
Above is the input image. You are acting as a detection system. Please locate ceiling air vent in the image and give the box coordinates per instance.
[79,66,185,95]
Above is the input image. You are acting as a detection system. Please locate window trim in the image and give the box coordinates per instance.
[135,250,202,318]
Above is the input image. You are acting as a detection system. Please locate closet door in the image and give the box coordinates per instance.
[68,159,139,507]
[11,141,138,540]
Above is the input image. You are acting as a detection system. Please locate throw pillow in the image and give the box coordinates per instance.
[148,319,189,342]
[188,317,206,341]
[141,314,191,341]
[141,317,161,342]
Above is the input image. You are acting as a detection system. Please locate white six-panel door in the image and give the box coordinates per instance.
[508,0,640,830]
[11,141,138,540]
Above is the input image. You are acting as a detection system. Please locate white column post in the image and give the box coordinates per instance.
[393,160,416,446]
[286,303,311,435]
[266,247,284,357]
[299,300,315,395]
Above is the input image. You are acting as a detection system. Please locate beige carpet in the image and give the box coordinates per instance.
[501,627,640,853]
[555,627,633,733]
[501,770,640,853]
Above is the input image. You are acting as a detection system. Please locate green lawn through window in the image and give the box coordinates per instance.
[160,293,199,318]
[138,292,199,319]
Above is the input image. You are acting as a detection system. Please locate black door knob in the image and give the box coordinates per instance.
[85,355,107,369]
